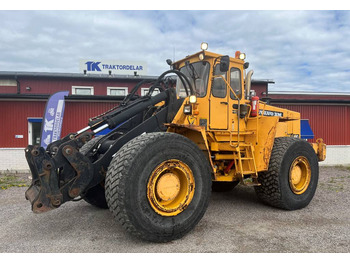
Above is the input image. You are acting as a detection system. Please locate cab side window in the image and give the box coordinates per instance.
[212,64,227,98]
[230,68,242,100]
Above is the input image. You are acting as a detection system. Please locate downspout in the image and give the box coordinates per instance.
[15,75,20,94]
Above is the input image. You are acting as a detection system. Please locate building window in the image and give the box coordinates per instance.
[141,87,160,96]
[72,86,94,95]
[107,87,128,96]
[0,79,17,86]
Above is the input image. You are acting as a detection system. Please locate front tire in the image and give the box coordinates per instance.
[105,132,212,242]
[254,137,319,210]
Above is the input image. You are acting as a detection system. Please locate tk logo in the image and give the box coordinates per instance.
[85,61,102,71]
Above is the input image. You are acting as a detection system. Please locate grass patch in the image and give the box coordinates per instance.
[333,165,350,172]
[0,173,30,190]
[320,175,348,193]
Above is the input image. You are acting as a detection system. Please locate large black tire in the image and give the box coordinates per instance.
[79,136,108,209]
[212,181,239,192]
[105,132,212,242]
[254,137,319,210]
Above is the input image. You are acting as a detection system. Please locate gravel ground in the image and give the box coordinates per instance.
[0,166,349,253]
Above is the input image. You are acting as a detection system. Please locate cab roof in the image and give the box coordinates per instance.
[173,50,245,67]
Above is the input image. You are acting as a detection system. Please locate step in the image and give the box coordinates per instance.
[237,171,258,175]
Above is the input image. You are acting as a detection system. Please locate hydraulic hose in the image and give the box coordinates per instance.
[106,91,169,129]
[149,70,194,96]
[122,79,155,105]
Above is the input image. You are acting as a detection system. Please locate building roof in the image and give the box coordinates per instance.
[0,71,274,84]
[267,91,350,96]
[265,91,350,104]
[0,71,159,81]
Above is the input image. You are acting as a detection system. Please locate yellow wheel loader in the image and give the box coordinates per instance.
[25,43,326,242]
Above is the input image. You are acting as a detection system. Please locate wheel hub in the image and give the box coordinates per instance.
[147,159,195,217]
[290,165,302,184]
[156,173,180,201]
[289,156,311,195]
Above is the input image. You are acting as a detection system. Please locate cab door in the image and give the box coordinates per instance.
[228,67,244,133]
[209,64,228,130]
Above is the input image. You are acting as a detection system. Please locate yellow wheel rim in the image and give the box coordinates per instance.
[147,159,195,216]
[289,156,311,195]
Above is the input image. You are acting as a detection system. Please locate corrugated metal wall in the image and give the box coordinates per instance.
[62,101,120,135]
[1,100,349,147]
[0,101,45,147]
[274,104,350,145]
[0,100,119,148]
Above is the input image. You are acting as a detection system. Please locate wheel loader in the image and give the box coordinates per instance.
[25,43,326,242]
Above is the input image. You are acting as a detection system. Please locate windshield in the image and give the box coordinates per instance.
[176,61,210,98]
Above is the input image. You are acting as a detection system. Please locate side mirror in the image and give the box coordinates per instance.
[219,56,230,72]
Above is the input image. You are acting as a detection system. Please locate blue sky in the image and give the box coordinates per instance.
[0,8,349,92]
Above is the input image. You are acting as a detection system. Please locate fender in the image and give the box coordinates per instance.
[166,123,216,178]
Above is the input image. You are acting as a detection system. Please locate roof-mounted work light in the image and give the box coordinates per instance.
[235,51,246,60]
[201,42,208,51]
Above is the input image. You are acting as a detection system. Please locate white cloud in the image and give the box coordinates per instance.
[0,10,349,92]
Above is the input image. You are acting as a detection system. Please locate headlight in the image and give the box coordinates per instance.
[189,95,197,104]
[183,104,192,115]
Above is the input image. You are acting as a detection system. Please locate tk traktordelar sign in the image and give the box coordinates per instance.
[80,59,147,76]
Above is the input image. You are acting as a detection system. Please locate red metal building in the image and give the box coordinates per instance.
[0,71,275,148]
[256,91,350,146]
[0,71,157,149]
[0,70,349,170]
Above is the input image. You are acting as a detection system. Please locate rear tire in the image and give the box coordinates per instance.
[80,136,108,209]
[254,137,319,210]
[105,132,212,242]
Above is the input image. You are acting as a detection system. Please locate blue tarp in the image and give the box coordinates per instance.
[300,119,314,139]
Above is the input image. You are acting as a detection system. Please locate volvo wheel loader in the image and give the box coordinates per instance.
[25,43,326,242]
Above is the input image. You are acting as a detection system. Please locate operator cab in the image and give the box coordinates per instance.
[173,43,247,101]
[171,43,249,130]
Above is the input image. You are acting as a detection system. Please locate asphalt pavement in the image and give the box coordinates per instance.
[0,166,349,253]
